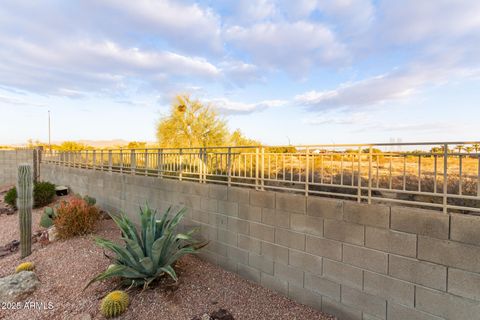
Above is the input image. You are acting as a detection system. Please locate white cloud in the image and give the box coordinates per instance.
[225,21,349,74]
[377,0,480,45]
[209,97,287,115]
[295,61,480,110]
[0,36,220,96]
[86,0,223,55]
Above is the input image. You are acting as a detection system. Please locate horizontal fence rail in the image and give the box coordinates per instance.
[41,142,480,214]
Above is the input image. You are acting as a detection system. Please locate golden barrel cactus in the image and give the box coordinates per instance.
[100,290,129,318]
[15,262,35,273]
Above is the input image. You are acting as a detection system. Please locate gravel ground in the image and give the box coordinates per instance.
[0,195,334,320]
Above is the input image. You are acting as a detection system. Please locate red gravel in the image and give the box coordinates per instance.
[0,197,334,320]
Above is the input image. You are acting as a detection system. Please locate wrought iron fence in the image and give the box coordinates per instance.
[42,142,480,214]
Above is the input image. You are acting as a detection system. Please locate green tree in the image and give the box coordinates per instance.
[156,95,229,148]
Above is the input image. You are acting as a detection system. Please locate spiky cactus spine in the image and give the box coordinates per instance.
[17,164,33,258]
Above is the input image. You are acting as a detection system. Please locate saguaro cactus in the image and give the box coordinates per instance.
[17,164,33,258]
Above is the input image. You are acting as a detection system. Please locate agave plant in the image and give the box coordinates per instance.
[86,205,204,289]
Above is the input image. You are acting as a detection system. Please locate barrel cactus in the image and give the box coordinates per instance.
[100,290,129,318]
[17,164,33,258]
[15,261,35,273]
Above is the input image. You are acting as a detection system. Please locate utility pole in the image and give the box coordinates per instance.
[48,110,51,152]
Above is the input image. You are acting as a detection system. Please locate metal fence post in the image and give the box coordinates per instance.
[108,150,112,172]
[100,150,104,171]
[443,143,448,213]
[357,147,362,202]
[227,147,232,187]
[255,147,259,190]
[305,147,309,196]
[203,147,208,183]
[179,148,183,181]
[130,149,136,175]
[144,148,148,176]
[368,146,372,204]
[158,149,163,178]
[92,150,96,170]
[261,147,265,191]
[119,149,123,174]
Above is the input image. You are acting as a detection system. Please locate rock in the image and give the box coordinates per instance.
[47,226,57,242]
[211,309,234,320]
[0,240,20,258]
[0,271,40,302]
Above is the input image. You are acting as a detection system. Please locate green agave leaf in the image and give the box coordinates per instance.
[84,264,146,290]
[165,246,196,267]
[95,237,143,271]
[123,237,145,261]
[139,257,155,275]
[159,265,178,282]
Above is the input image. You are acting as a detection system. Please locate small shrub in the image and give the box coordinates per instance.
[40,207,56,228]
[3,181,56,208]
[100,290,129,318]
[15,262,35,273]
[83,195,96,206]
[33,181,56,208]
[54,197,100,239]
[4,187,17,207]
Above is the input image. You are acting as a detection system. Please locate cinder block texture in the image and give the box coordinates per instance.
[40,164,480,320]
[391,207,449,239]
[344,202,390,228]
[388,255,446,291]
[418,236,480,273]
[307,197,343,219]
[450,213,480,246]
[365,227,416,258]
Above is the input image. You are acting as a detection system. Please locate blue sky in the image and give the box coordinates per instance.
[0,0,479,145]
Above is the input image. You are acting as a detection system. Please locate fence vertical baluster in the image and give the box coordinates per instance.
[389,155,393,190]
[92,150,96,171]
[145,149,148,176]
[434,154,438,193]
[357,147,362,202]
[477,155,480,197]
[130,149,136,175]
[305,147,310,196]
[108,150,112,172]
[255,148,259,190]
[368,146,372,204]
[418,155,421,192]
[261,147,265,191]
[443,143,448,213]
[459,154,463,195]
[227,147,232,187]
[120,149,123,174]
[179,148,183,181]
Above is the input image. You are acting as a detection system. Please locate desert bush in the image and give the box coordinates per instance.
[83,195,96,206]
[86,205,206,289]
[4,181,56,208]
[54,197,100,239]
[33,181,56,207]
[4,187,17,207]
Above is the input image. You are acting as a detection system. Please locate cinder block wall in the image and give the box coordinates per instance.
[0,150,34,187]
[40,164,480,320]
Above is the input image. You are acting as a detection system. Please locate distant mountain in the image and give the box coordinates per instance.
[74,139,130,148]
